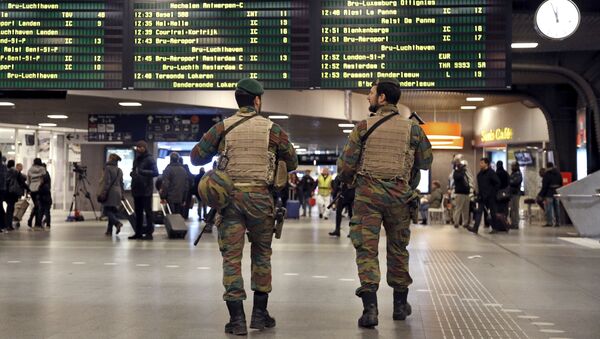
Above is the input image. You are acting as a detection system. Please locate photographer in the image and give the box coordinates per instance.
[129,141,158,240]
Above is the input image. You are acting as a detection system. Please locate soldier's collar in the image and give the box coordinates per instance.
[374,104,399,116]
[237,106,258,117]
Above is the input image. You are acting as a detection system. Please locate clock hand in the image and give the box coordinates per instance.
[551,3,559,23]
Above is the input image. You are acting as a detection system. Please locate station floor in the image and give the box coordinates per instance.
[1,209,599,339]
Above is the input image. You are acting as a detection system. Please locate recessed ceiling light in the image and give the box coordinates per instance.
[119,102,142,107]
[296,148,307,152]
[466,97,484,102]
[511,42,538,49]
[460,106,477,110]
[342,129,353,133]
[338,123,355,128]
[268,115,289,120]
[47,114,68,119]
[38,123,57,127]
[0,102,15,107]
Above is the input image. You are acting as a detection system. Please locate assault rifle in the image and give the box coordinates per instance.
[194,208,218,246]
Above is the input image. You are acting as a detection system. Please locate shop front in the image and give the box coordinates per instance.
[474,102,550,198]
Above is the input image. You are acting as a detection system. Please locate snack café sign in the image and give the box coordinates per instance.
[481,127,513,143]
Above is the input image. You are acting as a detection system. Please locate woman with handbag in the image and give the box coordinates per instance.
[98,153,124,236]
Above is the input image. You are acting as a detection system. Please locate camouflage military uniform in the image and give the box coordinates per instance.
[191,107,298,301]
[337,104,432,296]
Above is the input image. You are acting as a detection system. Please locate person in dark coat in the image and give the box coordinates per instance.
[130,140,159,240]
[0,154,7,233]
[182,163,195,220]
[509,162,523,229]
[99,154,124,236]
[452,160,472,228]
[194,167,207,220]
[5,160,28,231]
[468,158,505,234]
[298,169,316,217]
[39,163,52,228]
[160,152,189,215]
[495,160,510,215]
[329,176,356,236]
[539,162,563,227]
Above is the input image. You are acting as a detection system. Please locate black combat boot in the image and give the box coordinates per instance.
[250,292,276,330]
[225,301,247,336]
[358,291,378,328]
[393,289,412,321]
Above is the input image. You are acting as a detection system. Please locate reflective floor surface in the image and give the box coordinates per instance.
[1,210,599,339]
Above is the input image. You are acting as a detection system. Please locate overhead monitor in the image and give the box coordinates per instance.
[514,151,533,166]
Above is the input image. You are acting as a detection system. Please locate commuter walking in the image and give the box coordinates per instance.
[539,162,562,227]
[337,78,433,328]
[328,176,355,237]
[298,169,315,217]
[0,154,7,233]
[452,160,472,228]
[99,154,124,236]
[5,161,28,230]
[495,160,510,215]
[191,78,298,335]
[194,167,208,220]
[418,180,442,225]
[130,140,159,240]
[316,167,333,219]
[509,162,523,229]
[468,158,505,234]
[26,158,46,229]
[160,152,189,215]
[39,163,52,228]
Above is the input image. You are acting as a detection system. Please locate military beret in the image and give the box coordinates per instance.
[375,78,400,87]
[236,78,264,96]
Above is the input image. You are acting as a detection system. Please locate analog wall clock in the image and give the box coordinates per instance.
[535,0,581,40]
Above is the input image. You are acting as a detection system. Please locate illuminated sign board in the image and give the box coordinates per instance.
[481,127,513,143]
[0,1,510,90]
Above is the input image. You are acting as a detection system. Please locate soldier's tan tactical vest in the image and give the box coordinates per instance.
[222,114,274,186]
[358,114,414,181]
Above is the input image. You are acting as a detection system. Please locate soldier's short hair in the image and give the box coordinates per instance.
[235,89,258,108]
[373,81,401,105]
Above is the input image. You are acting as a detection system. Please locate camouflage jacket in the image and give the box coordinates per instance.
[337,104,433,202]
[190,107,298,181]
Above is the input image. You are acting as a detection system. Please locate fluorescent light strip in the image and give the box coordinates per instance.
[466,97,484,102]
[342,129,353,133]
[0,102,15,107]
[511,42,538,49]
[426,135,462,140]
[296,148,306,152]
[38,123,57,127]
[293,145,300,148]
[430,141,454,145]
[47,114,69,119]
[461,106,477,110]
[268,115,289,120]
[432,145,463,150]
[119,102,142,107]
[338,123,355,128]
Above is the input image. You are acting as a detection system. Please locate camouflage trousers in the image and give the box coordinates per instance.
[218,188,275,301]
[349,194,413,296]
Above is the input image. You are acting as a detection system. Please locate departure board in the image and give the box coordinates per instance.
[0,0,124,89]
[320,0,510,89]
[131,0,311,89]
[0,1,511,90]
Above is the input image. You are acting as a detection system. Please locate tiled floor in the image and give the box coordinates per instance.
[1,210,599,338]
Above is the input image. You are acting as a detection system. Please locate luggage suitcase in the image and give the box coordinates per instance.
[161,203,188,239]
[286,200,300,219]
[121,199,138,231]
[495,213,510,231]
[153,210,165,225]
[13,197,30,221]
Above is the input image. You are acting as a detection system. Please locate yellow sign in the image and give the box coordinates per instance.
[481,127,513,143]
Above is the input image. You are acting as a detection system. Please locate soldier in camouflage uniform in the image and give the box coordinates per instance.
[337,78,433,328]
[191,78,298,336]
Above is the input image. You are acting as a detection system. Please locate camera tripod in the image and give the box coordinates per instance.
[67,171,98,221]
